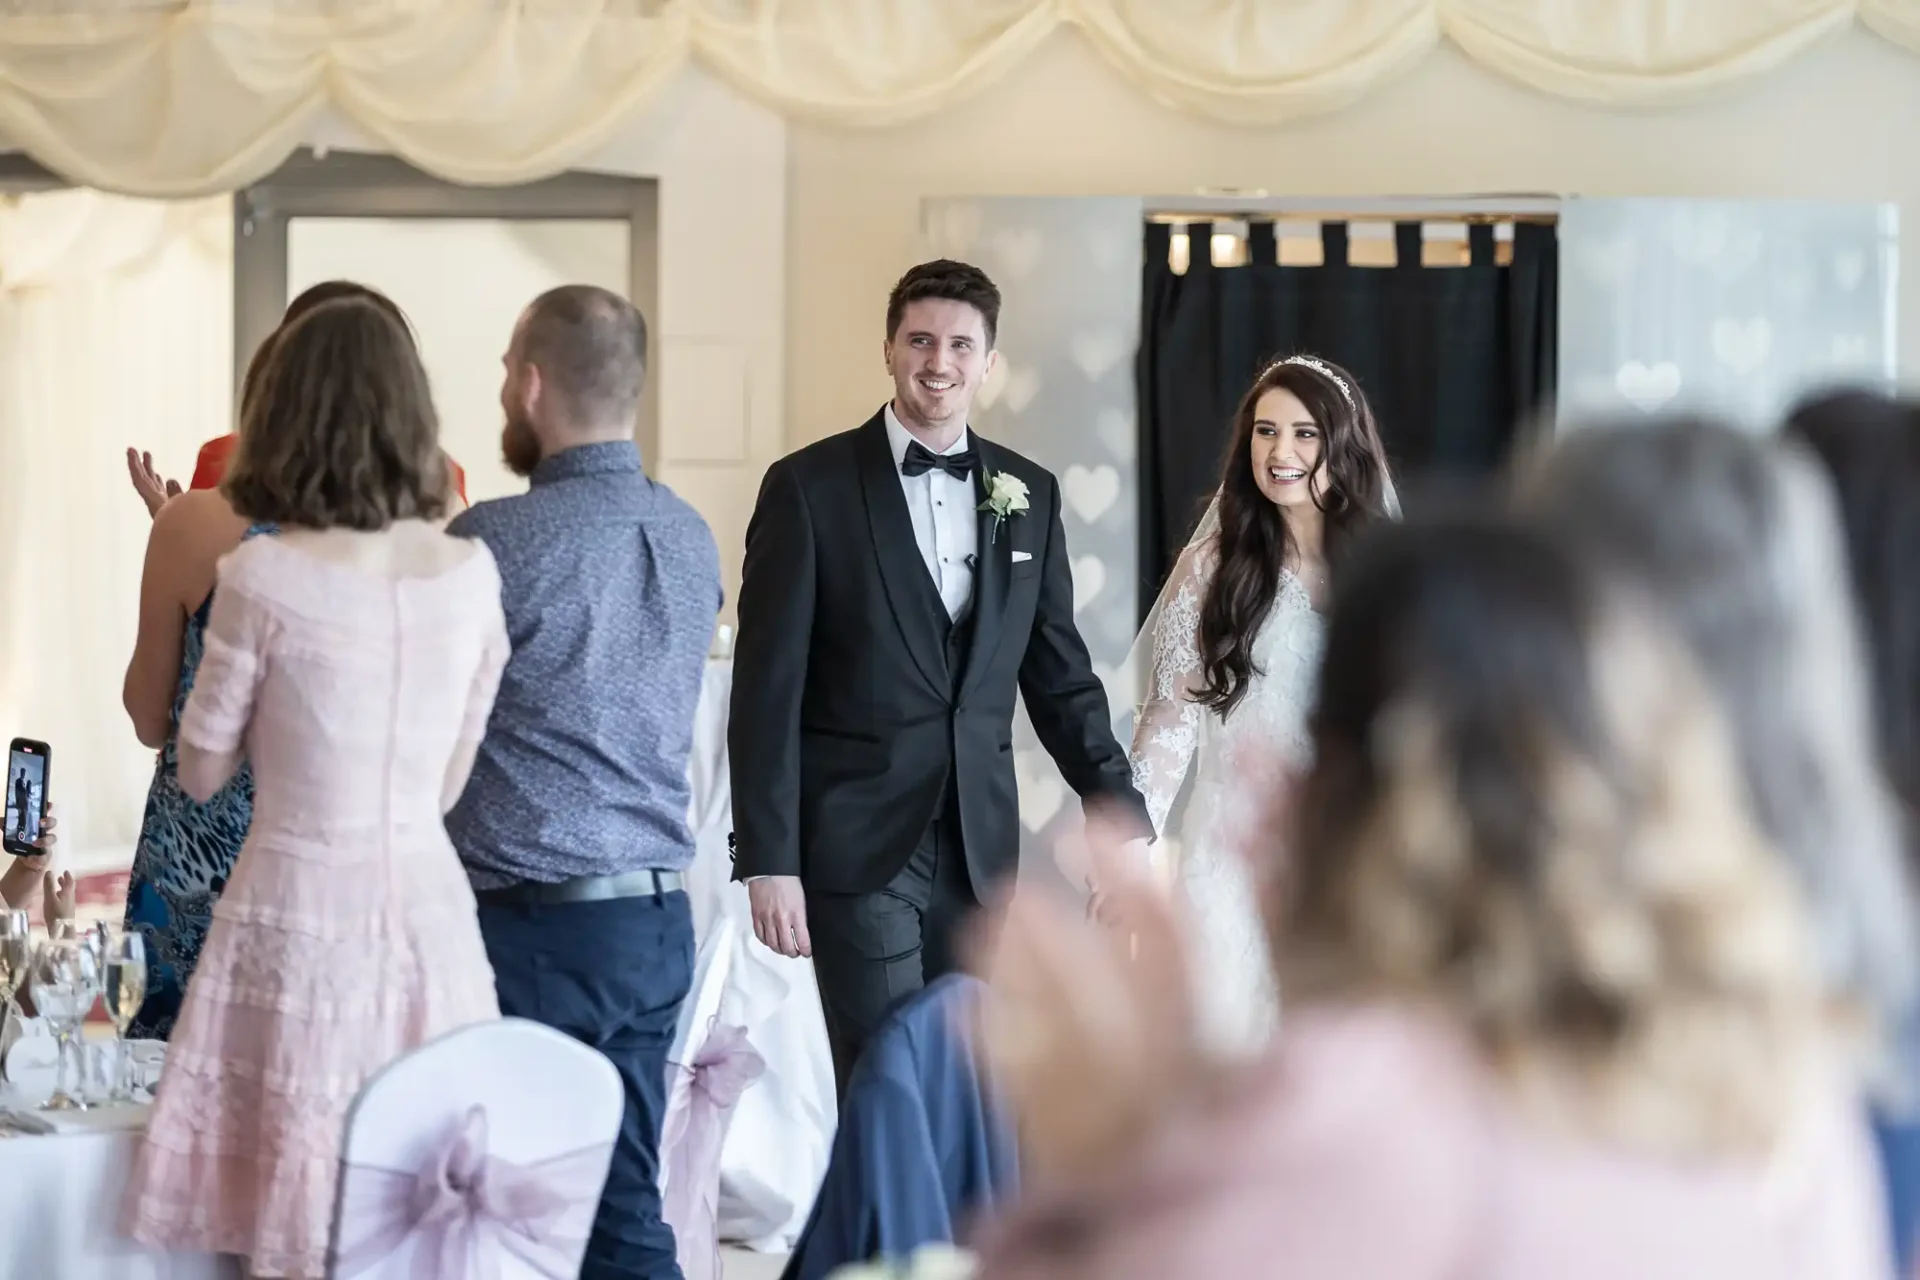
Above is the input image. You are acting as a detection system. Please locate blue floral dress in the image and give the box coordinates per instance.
[122,524,274,1039]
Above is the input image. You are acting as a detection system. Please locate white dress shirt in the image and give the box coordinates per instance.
[884,403,978,621]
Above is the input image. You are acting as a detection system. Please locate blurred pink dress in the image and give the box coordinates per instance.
[976,1006,1893,1280]
[123,536,510,1279]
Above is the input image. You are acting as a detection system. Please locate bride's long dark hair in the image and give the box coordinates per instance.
[1194,355,1393,718]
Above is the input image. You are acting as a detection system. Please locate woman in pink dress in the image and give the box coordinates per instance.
[123,295,507,1278]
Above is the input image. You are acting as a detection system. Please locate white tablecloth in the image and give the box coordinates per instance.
[0,1103,237,1279]
[0,658,832,1272]
[684,659,837,1251]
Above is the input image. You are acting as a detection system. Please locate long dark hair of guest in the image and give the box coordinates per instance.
[1194,355,1394,717]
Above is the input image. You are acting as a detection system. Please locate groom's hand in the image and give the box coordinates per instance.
[749,875,812,958]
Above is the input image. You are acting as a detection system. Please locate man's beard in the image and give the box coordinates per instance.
[501,415,541,478]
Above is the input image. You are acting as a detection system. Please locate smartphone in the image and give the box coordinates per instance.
[3,738,49,856]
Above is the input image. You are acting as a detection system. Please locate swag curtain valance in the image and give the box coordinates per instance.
[0,0,1916,195]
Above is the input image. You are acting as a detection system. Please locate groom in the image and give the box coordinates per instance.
[730,259,1150,1090]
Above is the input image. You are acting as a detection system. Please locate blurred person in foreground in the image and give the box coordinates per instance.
[1786,389,1920,1272]
[1522,418,1920,1273]
[971,513,1887,1280]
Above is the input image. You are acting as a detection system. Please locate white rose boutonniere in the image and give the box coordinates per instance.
[978,469,1030,545]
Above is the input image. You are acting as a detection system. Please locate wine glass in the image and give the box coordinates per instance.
[0,909,31,1021]
[29,936,100,1111]
[101,931,147,1103]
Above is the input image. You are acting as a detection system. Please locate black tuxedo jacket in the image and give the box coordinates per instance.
[729,410,1149,895]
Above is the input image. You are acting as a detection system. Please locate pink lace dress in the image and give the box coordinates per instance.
[122,535,510,1278]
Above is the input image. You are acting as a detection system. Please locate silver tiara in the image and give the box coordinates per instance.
[1273,354,1356,411]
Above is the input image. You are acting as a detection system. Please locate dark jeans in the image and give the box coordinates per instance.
[478,890,695,1280]
[805,808,979,1098]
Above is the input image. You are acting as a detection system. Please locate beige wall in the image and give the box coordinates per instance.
[584,70,787,624]
[787,26,1920,451]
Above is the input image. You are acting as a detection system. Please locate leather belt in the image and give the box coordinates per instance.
[475,869,684,907]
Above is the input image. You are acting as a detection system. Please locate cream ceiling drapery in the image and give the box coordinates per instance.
[0,0,1916,192]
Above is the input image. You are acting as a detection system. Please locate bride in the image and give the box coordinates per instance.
[1126,354,1397,1053]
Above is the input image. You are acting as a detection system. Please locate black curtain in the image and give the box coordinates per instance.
[1136,219,1557,613]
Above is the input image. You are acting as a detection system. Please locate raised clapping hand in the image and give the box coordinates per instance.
[126,447,182,518]
[2,804,74,932]
[971,828,1203,1186]
[749,874,812,959]
[43,869,74,930]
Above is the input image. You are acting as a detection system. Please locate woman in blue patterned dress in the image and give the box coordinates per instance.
[120,306,301,1037]
[121,492,275,1037]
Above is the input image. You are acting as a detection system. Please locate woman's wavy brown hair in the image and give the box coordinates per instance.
[238,280,414,427]
[223,296,448,529]
[1276,513,1829,1157]
[1195,355,1393,717]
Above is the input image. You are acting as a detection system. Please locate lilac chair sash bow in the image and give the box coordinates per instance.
[333,1104,611,1279]
[661,1021,767,1280]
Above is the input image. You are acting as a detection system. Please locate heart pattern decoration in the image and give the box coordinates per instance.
[1094,408,1134,461]
[1615,361,1681,413]
[1062,463,1120,524]
[979,356,1042,414]
[1071,555,1106,613]
[1711,317,1771,375]
[1014,748,1066,832]
[988,228,1044,282]
[1835,250,1867,292]
[1830,334,1870,366]
[1069,328,1129,381]
[1088,226,1132,271]
[1579,237,1633,286]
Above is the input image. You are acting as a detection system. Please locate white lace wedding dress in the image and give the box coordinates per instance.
[1128,539,1325,1055]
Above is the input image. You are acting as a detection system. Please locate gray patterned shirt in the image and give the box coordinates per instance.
[445,441,721,888]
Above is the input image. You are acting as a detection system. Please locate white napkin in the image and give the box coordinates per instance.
[126,1039,165,1090]
[3,1027,57,1103]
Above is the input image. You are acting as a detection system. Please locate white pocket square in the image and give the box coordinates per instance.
[1011,551,1033,563]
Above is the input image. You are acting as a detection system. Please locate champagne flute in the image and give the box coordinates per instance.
[0,910,30,1076]
[30,936,99,1111]
[102,931,147,1103]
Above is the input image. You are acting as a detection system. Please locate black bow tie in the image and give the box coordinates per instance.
[901,440,976,481]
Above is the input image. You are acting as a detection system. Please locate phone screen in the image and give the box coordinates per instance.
[5,744,47,848]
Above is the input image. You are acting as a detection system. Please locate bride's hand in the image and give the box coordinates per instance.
[973,836,1202,1186]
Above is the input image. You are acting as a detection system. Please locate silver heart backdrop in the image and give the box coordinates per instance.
[1557,198,1897,430]
[922,196,1145,880]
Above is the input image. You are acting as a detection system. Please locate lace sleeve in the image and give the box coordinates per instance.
[1128,545,1212,837]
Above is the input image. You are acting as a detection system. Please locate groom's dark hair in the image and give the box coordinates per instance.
[886,260,1001,348]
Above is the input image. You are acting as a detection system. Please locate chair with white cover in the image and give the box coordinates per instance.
[662,913,768,1280]
[327,1017,624,1280]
